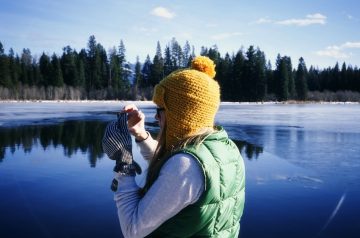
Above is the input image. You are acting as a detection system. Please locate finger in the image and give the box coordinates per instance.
[127,112,142,127]
[123,104,138,113]
[127,110,141,122]
[135,111,145,125]
[139,111,145,121]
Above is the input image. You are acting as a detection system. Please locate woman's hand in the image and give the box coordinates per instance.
[123,104,148,141]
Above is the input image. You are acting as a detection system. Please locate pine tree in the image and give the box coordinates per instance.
[32,64,42,87]
[191,45,196,58]
[141,55,152,88]
[346,65,355,91]
[163,45,173,76]
[87,35,102,89]
[295,57,308,100]
[27,58,35,86]
[207,45,221,64]
[340,62,347,90]
[170,38,183,69]
[0,42,4,55]
[108,47,120,89]
[39,53,52,86]
[284,56,295,99]
[331,62,340,91]
[97,43,108,89]
[118,39,127,88]
[356,66,360,92]
[243,46,257,101]
[216,53,232,101]
[8,48,20,87]
[307,66,320,91]
[265,60,274,97]
[122,62,132,95]
[118,40,126,65]
[61,46,79,86]
[51,53,63,87]
[254,48,267,101]
[240,46,267,101]
[133,56,141,100]
[183,41,191,67]
[19,48,32,85]
[274,55,290,101]
[232,50,245,101]
[150,41,164,87]
[0,42,11,87]
[200,46,208,56]
[155,41,162,58]
[77,49,87,88]
[280,59,290,101]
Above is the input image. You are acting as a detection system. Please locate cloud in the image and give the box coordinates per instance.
[254,18,273,24]
[150,6,175,19]
[276,13,327,26]
[211,32,243,40]
[341,42,360,48]
[315,41,360,59]
[315,49,349,59]
[253,13,326,26]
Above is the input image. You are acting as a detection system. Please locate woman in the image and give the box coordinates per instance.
[102,56,245,238]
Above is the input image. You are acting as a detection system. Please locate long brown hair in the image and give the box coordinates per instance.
[140,122,214,196]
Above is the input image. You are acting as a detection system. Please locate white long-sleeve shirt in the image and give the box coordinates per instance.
[114,134,205,238]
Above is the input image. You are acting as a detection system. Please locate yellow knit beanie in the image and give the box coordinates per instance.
[152,56,220,150]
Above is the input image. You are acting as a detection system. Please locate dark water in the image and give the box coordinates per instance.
[1,102,360,238]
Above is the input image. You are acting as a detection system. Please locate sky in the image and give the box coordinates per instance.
[0,0,359,69]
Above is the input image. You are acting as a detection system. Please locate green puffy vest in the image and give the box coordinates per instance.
[147,127,245,238]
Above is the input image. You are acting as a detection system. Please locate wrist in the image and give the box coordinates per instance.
[135,131,150,142]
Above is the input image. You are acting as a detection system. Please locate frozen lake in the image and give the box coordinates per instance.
[1,101,360,238]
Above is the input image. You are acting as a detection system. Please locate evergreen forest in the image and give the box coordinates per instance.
[0,35,359,102]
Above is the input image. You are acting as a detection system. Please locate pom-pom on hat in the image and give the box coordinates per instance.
[152,56,220,150]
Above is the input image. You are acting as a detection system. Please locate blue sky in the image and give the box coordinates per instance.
[0,0,359,69]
